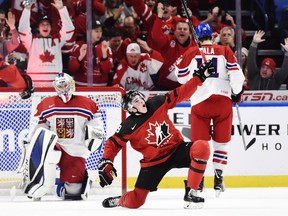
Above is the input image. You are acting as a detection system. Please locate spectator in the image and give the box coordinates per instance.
[202,5,246,43]
[98,61,214,209]
[112,40,164,90]
[145,0,157,11]
[170,0,223,20]
[106,27,131,83]
[175,22,245,197]
[99,0,134,27]
[122,15,143,41]
[176,3,201,27]
[235,47,249,90]
[2,11,28,73]
[4,33,28,73]
[71,0,106,40]
[69,20,113,86]
[124,0,180,51]
[218,26,235,51]
[0,11,19,59]
[0,10,7,40]
[11,0,40,24]
[107,28,129,64]
[247,30,288,90]
[0,11,28,84]
[18,0,75,87]
[151,18,196,90]
[68,0,106,20]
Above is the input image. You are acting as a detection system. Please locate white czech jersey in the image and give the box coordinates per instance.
[175,44,245,106]
[27,95,103,159]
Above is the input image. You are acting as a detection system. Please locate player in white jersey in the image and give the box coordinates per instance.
[18,73,104,200]
[175,22,245,197]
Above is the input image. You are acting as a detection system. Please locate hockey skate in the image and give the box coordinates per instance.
[183,181,204,209]
[214,169,225,198]
[198,177,205,192]
[102,196,121,208]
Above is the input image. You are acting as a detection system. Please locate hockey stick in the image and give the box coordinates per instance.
[235,104,247,150]
[180,0,206,61]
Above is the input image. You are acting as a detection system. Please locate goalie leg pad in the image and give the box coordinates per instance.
[23,128,61,198]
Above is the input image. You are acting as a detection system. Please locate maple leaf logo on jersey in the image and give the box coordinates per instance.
[145,121,172,147]
[39,50,55,63]
[139,62,147,73]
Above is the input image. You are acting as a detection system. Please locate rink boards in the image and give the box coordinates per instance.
[127,90,288,188]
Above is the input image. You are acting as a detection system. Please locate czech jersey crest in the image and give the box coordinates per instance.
[56,118,75,138]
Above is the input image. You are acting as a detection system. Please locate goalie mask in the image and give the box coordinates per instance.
[122,91,146,114]
[53,73,75,103]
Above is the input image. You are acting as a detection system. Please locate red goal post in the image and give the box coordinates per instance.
[0,86,127,194]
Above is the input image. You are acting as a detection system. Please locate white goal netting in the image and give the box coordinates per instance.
[0,87,126,194]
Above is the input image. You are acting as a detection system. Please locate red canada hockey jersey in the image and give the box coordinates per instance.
[103,76,203,168]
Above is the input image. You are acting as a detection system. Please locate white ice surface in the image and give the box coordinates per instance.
[1,187,288,216]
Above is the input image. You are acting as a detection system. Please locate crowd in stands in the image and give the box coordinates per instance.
[1,0,288,92]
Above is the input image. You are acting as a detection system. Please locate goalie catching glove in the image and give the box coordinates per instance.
[193,59,215,82]
[98,158,117,187]
[85,125,104,152]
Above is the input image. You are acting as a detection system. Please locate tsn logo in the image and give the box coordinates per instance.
[243,92,288,102]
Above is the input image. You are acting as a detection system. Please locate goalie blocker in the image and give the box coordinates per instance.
[18,127,93,200]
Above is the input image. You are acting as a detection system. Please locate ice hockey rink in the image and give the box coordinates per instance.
[1,187,288,216]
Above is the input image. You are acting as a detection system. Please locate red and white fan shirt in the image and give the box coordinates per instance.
[112,50,164,91]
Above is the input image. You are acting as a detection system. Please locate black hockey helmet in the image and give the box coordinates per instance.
[122,91,146,114]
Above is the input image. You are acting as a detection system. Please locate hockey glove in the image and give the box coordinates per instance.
[85,126,104,152]
[98,158,117,187]
[19,74,34,99]
[193,59,215,82]
[231,87,244,104]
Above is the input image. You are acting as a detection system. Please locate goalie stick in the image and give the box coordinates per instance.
[180,0,206,61]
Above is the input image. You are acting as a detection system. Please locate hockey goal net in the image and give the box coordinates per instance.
[0,87,126,194]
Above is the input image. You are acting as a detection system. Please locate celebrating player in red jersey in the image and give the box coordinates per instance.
[98,60,215,209]
[175,22,245,197]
